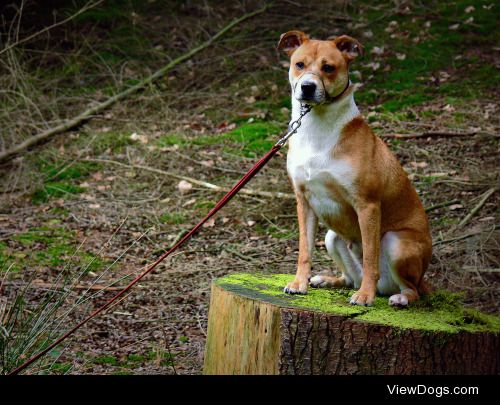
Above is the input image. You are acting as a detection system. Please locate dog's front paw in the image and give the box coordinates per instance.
[284,279,308,295]
[349,288,375,306]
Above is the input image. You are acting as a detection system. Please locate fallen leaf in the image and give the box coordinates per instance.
[385,21,398,33]
[81,193,96,201]
[244,96,256,104]
[88,203,101,209]
[449,204,463,210]
[200,160,214,167]
[203,218,215,228]
[130,132,149,144]
[250,85,261,96]
[177,180,193,195]
[370,46,384,56]
[364,62,380,71]
[92,172,103,181]
[410,161,428,169]
[247,220,256,227]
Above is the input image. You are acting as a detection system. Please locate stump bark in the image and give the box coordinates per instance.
[203,273,500,375]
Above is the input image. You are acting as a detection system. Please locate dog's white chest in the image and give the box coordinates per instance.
[287,140,354,221]
[287,95,360,224]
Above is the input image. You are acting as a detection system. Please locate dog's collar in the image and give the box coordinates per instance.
[323,78,351,104]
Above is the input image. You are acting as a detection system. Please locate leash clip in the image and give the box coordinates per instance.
[276,103,312,147]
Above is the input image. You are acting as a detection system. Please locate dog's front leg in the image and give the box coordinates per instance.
[284,192,318,294]
[350,201,381,306]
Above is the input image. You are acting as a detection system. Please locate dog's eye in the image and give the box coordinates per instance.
[322,64,335,73]
[295,62,305,70]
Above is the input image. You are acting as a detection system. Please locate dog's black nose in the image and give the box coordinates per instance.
[301,81,316,98]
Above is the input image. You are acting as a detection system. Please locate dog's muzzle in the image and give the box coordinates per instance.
[294,72,325,104]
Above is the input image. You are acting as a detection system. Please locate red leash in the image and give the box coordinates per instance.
[9,105,312,375]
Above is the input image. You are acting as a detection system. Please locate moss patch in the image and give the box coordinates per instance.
[1,225,105,273]
[31,158,101,204]
[157,121,281,157]
[354,0,499,111]
[217,273,500,334]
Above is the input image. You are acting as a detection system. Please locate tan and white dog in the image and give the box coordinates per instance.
[279,31,432,307]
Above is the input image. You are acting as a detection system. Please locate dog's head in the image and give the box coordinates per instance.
[278,31,363,104]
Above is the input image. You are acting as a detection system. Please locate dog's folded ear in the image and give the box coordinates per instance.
[277,30,309,56]
[333,35,364,61]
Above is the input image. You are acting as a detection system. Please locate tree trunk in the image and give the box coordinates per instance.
[203,273,500,375]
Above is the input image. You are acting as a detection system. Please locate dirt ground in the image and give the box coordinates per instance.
[0,0,498,374]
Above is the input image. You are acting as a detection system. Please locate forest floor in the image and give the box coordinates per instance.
[0,0,498,374]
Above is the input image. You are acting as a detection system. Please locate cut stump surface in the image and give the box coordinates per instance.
[203,273,500,375]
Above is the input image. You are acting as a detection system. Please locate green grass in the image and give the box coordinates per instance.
[32,183,85,205]
[89,349,175,371]
[160,212,186,225]
[0,242,21,273]
[93,355,119,366]
[254,223,296,240]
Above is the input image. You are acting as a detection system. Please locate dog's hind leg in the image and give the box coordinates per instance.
[310,230,360,289]
[382,231,431,307]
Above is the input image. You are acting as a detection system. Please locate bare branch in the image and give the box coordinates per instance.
[0,4,270,164]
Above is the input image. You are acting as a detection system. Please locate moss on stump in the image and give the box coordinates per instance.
[203,273,500,375]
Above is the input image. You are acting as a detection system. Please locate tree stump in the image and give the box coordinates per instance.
[203,273,500,375]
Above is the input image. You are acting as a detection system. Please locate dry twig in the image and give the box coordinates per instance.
[455,188,496,230]
[84,158,295,200]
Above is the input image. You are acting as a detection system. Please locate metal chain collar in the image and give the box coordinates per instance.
[275,103,313,147]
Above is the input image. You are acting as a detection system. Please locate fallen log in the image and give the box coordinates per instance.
[203,273,500,375]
